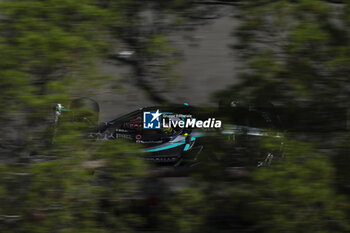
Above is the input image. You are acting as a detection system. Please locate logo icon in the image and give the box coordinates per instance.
[143,110,162,129]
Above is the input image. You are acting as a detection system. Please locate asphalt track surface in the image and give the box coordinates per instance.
[95,5,240,122]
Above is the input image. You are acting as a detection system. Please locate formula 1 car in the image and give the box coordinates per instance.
[53,98,284,167]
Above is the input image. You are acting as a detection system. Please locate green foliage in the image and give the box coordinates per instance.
[159,137,349,233]
[213,2,350,231]
[0,1,149,232]
[0,122,148,232]
[157,188,206,233]
[217,0,350,104]
[0,0,113,161]
[249,139,349,233]
[0,0,110,107]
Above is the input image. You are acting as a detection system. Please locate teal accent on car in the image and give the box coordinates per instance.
[183,144,190,151]
[191,133,205,138]
[144,140,186,152]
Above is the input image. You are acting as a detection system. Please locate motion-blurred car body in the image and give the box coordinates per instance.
[54,99,283,167]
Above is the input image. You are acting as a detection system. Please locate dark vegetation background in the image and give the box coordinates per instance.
[0,0,350,232]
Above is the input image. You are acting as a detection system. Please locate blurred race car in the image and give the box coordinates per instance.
[53,98,283,167]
